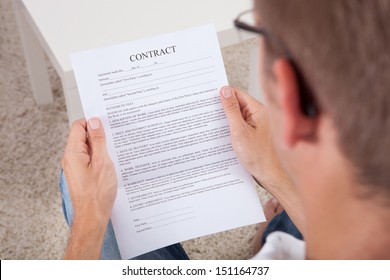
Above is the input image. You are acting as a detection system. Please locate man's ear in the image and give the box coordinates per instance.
[273,59,318,148]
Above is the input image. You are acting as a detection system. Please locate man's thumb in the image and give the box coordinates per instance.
[87,117,108,157]
[220,86,245,131]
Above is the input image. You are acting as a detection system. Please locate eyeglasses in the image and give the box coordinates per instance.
[234,9,318,117]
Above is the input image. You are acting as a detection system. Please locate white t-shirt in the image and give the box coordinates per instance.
[251,231,306,260]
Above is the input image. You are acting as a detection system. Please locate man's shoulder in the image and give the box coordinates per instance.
[251,231,305,260]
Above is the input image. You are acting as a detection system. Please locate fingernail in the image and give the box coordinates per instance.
[222,87,232,99]
[272,198,278,205]
[88,118,100,130]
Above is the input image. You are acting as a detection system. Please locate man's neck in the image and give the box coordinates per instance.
[305,186,390,259]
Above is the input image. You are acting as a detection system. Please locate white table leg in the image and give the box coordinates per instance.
[12,0,53,105]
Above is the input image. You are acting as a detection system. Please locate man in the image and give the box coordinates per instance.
[61,0,390,259]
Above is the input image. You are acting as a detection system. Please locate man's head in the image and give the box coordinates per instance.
[255,0,390,196]
[254,0,390,257]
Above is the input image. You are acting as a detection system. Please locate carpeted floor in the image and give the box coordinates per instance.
[0,0,269,259]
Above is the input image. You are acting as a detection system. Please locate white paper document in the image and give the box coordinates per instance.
[71,24,265,259]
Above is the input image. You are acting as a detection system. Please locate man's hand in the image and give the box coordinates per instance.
[219,86,285,185]
[220,87,305,233]
[62,118,117,259]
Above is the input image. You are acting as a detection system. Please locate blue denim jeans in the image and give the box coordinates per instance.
[60,170,302,259]
[59,170,189,260]
[261,210,303,245]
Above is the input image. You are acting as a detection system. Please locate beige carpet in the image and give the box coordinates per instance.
[0,0,269,259]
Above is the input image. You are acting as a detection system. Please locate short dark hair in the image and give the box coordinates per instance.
[256,0,390,192]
